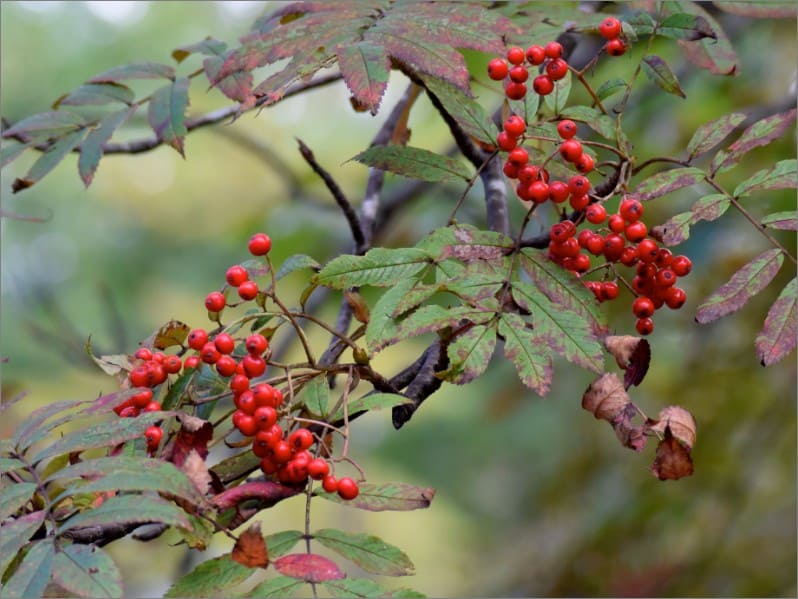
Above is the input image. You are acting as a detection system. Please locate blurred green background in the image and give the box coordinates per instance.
[1,2,795,597]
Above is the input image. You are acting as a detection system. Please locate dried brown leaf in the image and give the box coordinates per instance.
[232,523,269,569]
[651,428,694,480]
[581,372,631,421]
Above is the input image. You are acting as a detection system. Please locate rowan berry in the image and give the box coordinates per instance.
[632,296,656,318]
[143,401,161,412]
[575,153,595,173]
[225,265,249,287]
[636,238,659,263]
[599,17,622,40]
[569,193,590,210]
[504,115,526,137]
[129,366,150,388]
[603,233,625,262]
[214,332,235,355]
[253,406,277,431]
[244,334,267,356]
[230,373,250,394]
[509,65,529,83]
[488,58,509,80]
[288,428,314,452]
[131,388,154,409]
[187,328,209,351]
[506,46,525,65]
[144,425,163,451]
[608,214,625,234]
[252,383,277,407]
[248,233,272,256]
[619,197,643,222]
[624,220,648,243]
[586,233,606,256]
[655,248,674,268]
[545,58,569,81]
[271,440,292,464]
[235,389,257,415]
[308,458,330,480]
[544,41,563,59]
[118,405,139,418]
[134,348,153,361]
[163,355,182,374]
[550,220,577,243]
[601,281,620,301]
[508,147,529,166]
[548,180,570,203]
[559,139,583,163]
[586,203,607,224]
[525,44,545,64]
[322,475,339,493]
[567,174,590,196]
[242,354,267,378]
[497,132,518,153]
[569,253,591,273]
[635,317,654,335]
[671,255,692,277]
[260,456,278,475]
[529,181,550,203]
[236,414,259,437]
[557,119,578,139]
[200,342,221,365]
[665,286,687,309]
[216,355,238,377]
[607,38,627,57]
[505,82,527,100]
[238,280,259,301]
[532,74,554,96]
[183,355,201,370]
[205,291,226,312]
[337,477,360,500]
[619,245,639,266]
[655,268,677,287]
[503,162,520,179]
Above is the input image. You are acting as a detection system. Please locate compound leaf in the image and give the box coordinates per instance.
[659,193,730,245]
[51,544,122,599]
[265,530,304,559]
[657,12,716,41]
[440,323,496,385]
[12,128,88,193]
[0,511,46,576]
[336,42,391,115]
[88,62,175,83]
[55,82,135,108]
[313,528,414,576]
[633,166,705,201]
[352,145,472,183]
[733,159,797,197]
[164,554,253,598]
[2,111,86,141]
[421,75,498,146]
[79,106,137,186]
[713,1,797,18]
[756,277,797,366]
[669,1,738,75]
[712,109,797,174]
[761,211,796,231]
[686,112,746,160]
[247,575,305,598]
[0,483,36,521]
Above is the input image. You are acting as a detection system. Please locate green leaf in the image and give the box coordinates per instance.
[29,411,172,465]
[421,75,499,146]
[712,109,797,174]
[273,553,345,583]
[657,12,716,41]
[57,494,191,535]
[148,77,190,157]
[397,304,493,344]
[165,554,254,598]
[686,111,746,160]
[440,324,496,385]
[297,376,330,418]
[633,166,705,201]
[275,254,320,280]
[0,141,31,168]
[625,11,655,36]
[247,575,304,598]
[0,511,45,576]
[265,530,304,558]
[0,457,25,474]
[48,456,204,505]
[559,105,616,139]
[756,277,797,366]
[88,62,176,83]
[316,247,430,289]
[78,107,137,186]
[322,578,425,598]
[2,111,86,141]
[1,538,55,599]
[12,399,85,452]
[734,159,797,197]
[511,281,603,373]
[498,313,552,396]
[761,211,797,231]
[316,481,435,512]
[595,77,627,102]
[55,82,135,108]
[172,37,228,63]
[336,41,391,115]
[328,392,413,423]
[659,193,730,245]
[352,145,472,183]
[313,528,414,576]
[418,224,514,261]
[12,128,88,193]
[365,278,417,353]
[668,0,738,75]
[696,249,784,323]
[544,69,572,115]
[641,54,686,98]
[0,483,36,521]
[51,544,122,598]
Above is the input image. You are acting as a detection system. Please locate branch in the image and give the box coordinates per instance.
[392,338,449,429]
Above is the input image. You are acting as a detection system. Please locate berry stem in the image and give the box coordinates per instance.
[569,64,609,116]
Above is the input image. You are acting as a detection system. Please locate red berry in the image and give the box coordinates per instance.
[624,220,648,243]
[599,17,622,40]
[271,440,292,464]
[508,147,529,166]
[497,132,518,153]
[509,65,529,83]
[504,82,527,100]
[230,373,250,394]
[200,342,221,365]
[216,355,238,377]
[532,74,554,96]
[236,414,259,437]
[664,286,687,309]
[575,153,595,173]
[586,233,606,256]
[525,44,546,65]
[129,366,150,388]
[545,58,569,81]
[248,233,272,256]
[131,388,154,409]
[307,458,330,480]
[252,383,277,407]
[245,333,268,356]
[607,38,627,57]
[163,355,182,375]
[212,333,234,355]
[556,119,577,139]
[635,317,654,336]
[187,328,209,351]
[544,41,563,59]
[504,115,526,137]
[655,248,674,268]
[144,425,163,451]
[506,46,525,65]
[608,213,626,234]
[225,265,249,287]
[528,181,550,204]
[603,233,625,262]
[337,477,360,500]
[559,139,583,163]
[205,291,226,313]
[143,401,161,413]
[242,354,267,378]
[322,475,339,493]
[488,58,509,80]
[586,203,607,224]
[569,253,591,273]
[548,180,569,203]
[671,255,692,277]
[288,428,314,452]
[569,193,590,210]
[619,245,639,266]
[253,406,277,431]
[183,355,201,370]
[632,296,656,318]
[235,390,257,415]
[637,238,659,263]
[601,281,620,301]
[134,347,153,361]
[567,175,590,196]
[238,280,259,301]
[550,220,577,243]
[619,197,643,222]
[655,268,677,288]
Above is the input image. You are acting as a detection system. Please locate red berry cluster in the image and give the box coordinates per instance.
[488,41,569,100]
[598,16,627,57]
[547,196,692,335]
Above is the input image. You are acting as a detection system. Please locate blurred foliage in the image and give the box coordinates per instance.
[1,1,795,597]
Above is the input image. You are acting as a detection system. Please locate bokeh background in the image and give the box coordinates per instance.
[1,2,795,597]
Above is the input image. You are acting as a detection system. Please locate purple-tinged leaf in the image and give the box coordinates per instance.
[713,1,797,18]
[421,75,498,146]
[658,12,716,41]
[78,106,136,187]
[328,392,412,423]
[498,313,553,397]
[336,42,391,116]
[317,481,435,512]
[210,480,299,512]
[164,555,254,598]
[756,278,797,366]
[0,511,45,576]
[396,305,493,347]
[316,247,430,289]
[633,166,705,201]
[3,539,55,599]
[313,528,414,576]
[641,54,686,98]
[203,53,254,104]
[352,145,472,183]
[2,111,86,141]
[172,37,228,63]
[55,82,135,108]
[0,482,37,521]
[12,399,85,452]
[670,1,738,75]
[148,77,190,157]
[88,62,175,83]
[57,494,192,535]
[734,159,797,197]
[11,128,87,193]
[659,193,730,246]
[273,553,345,583]
[686,112,746,160]
[696,249,784,323]
[440,324,497,385]
[712,109,797,174]
[761,211,797,231]
[247,575,305,598]
[51,544,122,599]
[265,530,304,559]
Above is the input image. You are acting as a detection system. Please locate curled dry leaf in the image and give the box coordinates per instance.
[171,413,214,468]
[649,405,697,449]
[582,372,631,421]
[603,335,651,388]
[181,449,212,496]
[232,522,269,569]
[612,403,648,453]
[651,428,695,480]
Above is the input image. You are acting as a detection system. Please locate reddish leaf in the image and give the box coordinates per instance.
[712,109,797,174]
[203,53,254,104]
[336,42,391,115]
[172,37,228,63]
[79,107,137,187]
[734,159,797,197]
[658,193,730,246]
[317,481,436,511]
[686,112,746,160]
[634,166,705,201]
[761,211,797,231]
[232,523,269,569]
[273,553,345,583]
[141,319,191,350]
[170,415,213,468]
[713,1,797,18]
[210,480,300,511]
[603,335,651,388]
[641,54,686,98]
[755,277,797,366]
[670,1,738,75]
[695,249,784,323]
[649,406,697,449]
[421,75,498,146]
[651,428,694,480]
[582,373,631,422]
[148,77,190,157]
[88,62,175,83]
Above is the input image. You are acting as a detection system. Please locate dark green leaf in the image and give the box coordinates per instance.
[421,75,498,146]
[313,528,414,576]
[88,62,175,83]
[418,224,514,261]
[2,111,86,141]
[713,1,797,17]
[595,77,627,101]
[0,511,45,576]
[78,106,137,186]
[365,278,417,353]
[1,538,55,599]
[625,11,655,36]
[544,70,572,115]
[164,554,254,598]
[297,375,330,418]
[696,249,784,323]
[559,105,616,139]
[440,324,496,385]
[328,392,412,423]
[761,211,797,231]
[13,128,87,193]
[316,247,430,289]
[336,42,391,115]
[265,530,304,558]
[0,141,31,168]
[160,368,196,411]
[57,494,191,534]
[713,109,797,174]
[322,578,391,598]
[633,166,705,201]
[397,304,494,344]
[172,37,228,63]
[658,12,716,41]
[659,193,730,245]
[55,82,135,108]
[275,254,320,280]
[641,54,686,98]
[51,544,122,598]
[498,313,552,396]
[273,553,345,583]
[148,77,190,157]
[756,277,797,366]
[734,159,797,197]
[686,111,746,160]
[0,483,36,521]
[352,145,472,183]
[247,575,304,598]
[316,481,435,512]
